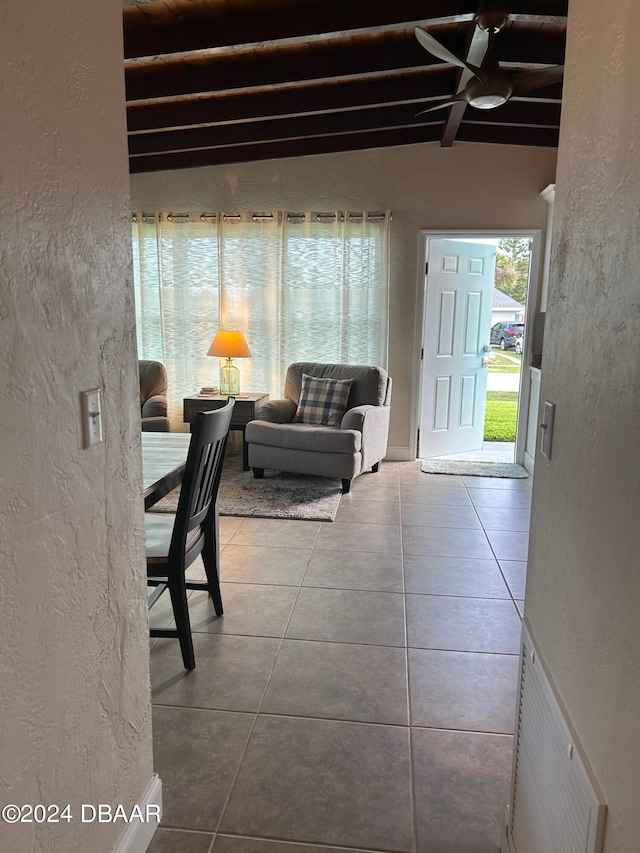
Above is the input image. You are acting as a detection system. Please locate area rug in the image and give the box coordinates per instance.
[150,454,342,521]
[421,460,529,478]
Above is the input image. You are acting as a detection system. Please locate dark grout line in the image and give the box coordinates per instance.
[213,830,403,853]
[151,702,256,716]
[410,724,515,739]
[152,826,214,835]
[406,645,521,656]
[398,475,419,853]
[253,711,411,729]
[403,590,513,600]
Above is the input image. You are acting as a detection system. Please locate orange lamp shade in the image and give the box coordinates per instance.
[207,330,252,359]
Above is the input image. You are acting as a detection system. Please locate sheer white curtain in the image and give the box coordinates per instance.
[217,213,283,397]
[132,210,389,428]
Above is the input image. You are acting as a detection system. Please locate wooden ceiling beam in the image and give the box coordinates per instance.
[129,99,557,156]
[123,0,568,60]
[125,38,443,102]
[128,111,561,158]
[129,116,445,159]
[128,110,560,175]
[125,25,566,103]
[126,70,458,133]
[128,124,447,174]
[124,1,469,59]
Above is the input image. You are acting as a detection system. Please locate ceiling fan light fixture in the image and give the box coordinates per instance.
[469,93,508,109]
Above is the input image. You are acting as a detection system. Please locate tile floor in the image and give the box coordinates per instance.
[148,458,531,853]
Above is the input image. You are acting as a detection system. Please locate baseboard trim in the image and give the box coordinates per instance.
[113,774,162,853]
[385,446,413,462]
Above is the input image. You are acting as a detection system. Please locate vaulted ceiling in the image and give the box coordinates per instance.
[123,0,567,174]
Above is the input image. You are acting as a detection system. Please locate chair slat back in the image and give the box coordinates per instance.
[168,400,234,568]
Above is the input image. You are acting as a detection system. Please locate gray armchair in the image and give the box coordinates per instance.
[245,362,391,493]
[139,360,170,432]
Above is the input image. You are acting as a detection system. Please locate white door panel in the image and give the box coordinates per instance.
[419,239,496,458]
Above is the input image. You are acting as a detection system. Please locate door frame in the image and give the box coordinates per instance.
[412,229,543,465]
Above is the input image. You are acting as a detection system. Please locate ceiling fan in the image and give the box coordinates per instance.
[414,1,564,113]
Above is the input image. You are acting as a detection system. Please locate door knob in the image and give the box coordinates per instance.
[482,344,491,352]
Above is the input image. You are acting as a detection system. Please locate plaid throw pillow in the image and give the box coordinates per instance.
[295,374,353,426]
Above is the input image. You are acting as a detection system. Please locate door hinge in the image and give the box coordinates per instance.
[421,348,424,360]
[425,262,429,274]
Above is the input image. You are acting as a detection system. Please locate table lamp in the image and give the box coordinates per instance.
[207,330,252,394]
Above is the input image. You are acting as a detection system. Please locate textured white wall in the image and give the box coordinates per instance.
[130,142,557,451]
[0,1,153,851]
[526,1,640,849]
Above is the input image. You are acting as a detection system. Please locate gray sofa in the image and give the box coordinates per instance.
[139,360,170,432]
[245,362,391,493]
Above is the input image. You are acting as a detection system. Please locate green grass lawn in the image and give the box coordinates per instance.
[488,352,522,373]
[484,391,519,441]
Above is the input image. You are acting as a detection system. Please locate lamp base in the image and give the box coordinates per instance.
[220,358,240,395]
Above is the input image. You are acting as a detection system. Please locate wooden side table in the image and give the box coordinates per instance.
[183,393,269,470]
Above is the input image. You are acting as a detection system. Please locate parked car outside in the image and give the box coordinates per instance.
[490,321,525,350]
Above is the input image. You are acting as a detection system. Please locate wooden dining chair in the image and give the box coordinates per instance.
[145,400,234,670]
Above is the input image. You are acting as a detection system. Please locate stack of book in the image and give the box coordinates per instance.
[200,386,219,395]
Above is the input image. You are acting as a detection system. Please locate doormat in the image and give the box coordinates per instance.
[149,454,342,521]
[421,460,529,478]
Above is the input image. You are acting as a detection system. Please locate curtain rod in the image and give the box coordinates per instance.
[132,211,392,223]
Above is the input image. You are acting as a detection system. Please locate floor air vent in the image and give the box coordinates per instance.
[504,620,607,853]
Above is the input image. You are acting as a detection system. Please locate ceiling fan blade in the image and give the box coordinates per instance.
[415,92,467,115]
[511,65,564,95]
[414,27,481,75]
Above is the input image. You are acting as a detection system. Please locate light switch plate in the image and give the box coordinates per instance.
[540,400,555,459]
[81,389,103,449]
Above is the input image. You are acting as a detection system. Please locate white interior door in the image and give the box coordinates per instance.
[419,238,496,458]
